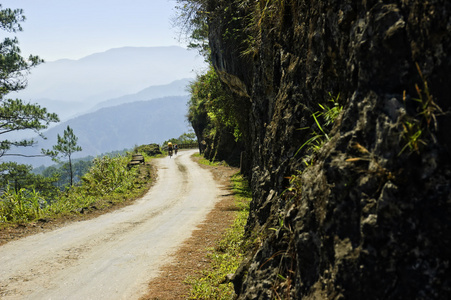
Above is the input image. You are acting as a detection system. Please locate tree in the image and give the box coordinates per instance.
[0,161,59,197]
[0,5,59,157]
[174,0,210,57]
[178,132,197,143]
[0,161,32,193]
[43,126,82,186]
[188,66,242,139]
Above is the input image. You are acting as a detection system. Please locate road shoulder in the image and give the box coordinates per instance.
[139,155,239,300]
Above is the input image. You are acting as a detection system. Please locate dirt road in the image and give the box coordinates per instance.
[0,149,220,299]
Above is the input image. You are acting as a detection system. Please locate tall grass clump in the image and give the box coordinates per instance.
[398,63,443,156]
[81,155,140,195]
[0,187,45,222]
[186,173,251,299]
[296,93,343,165]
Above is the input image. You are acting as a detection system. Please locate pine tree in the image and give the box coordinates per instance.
[0,5,59,157]
[43,126,82,186]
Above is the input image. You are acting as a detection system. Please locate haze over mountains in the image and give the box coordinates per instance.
[16,46,204,101]
[11,96,191,167]
[90,78,192,112]
[36,78,193,121]
[5,46,205,166]
[11,46,205,120]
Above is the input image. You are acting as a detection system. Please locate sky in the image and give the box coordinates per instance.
[1,0,185,61]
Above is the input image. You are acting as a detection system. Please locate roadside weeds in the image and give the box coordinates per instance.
[140,155,250,300]
[0,163,156,247]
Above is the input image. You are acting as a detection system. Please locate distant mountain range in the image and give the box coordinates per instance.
[6,46,204,123]
[9,96,191,167]
[31,78,193,121]
[13,46,204,103]
[3,46,203,167]
[53,96,191,156]
[90,78,192,112]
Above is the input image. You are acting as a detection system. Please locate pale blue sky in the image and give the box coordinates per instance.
[1,0,184,61]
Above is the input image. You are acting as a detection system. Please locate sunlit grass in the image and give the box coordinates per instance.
[0,155,153,226]
[186,172,251,299]
[193,153,229,167]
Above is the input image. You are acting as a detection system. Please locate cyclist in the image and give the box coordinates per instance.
[174,144,179,155]
[168,142,173,157]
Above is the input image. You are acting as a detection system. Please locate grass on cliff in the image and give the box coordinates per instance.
[186,172,251,299]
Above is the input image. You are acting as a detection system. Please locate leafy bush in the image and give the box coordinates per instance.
[162,132,198,148]
[0,187,45,222]
[188,67,243,142]
[81,155,139,195]
[1,150,152,224]
[133,144,162,157]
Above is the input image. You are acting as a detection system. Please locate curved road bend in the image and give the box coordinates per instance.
[0,149,220,300]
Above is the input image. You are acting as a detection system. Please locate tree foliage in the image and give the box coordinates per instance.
[188,66,242,140]
[177,132,197,143]
[175,2,248,162]
[0,4,59,157]
[41,160,92,189]
[174,0,251,57]
[174,0,210,57]
[0,161,59,197]
[163,132,198,147]
[43,126,82,186]
[1,152,149,224]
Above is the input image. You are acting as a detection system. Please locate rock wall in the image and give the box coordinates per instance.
[208,0,451,298]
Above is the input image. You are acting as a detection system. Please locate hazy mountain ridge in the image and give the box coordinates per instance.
[13,46,205,103]
[5,46,200,167]
[90,78,192,112]
[28,79,193,122]
[67,96,190,155]
[10,96,191,167]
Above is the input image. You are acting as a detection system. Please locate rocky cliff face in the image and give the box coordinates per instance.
[208,0,450,299]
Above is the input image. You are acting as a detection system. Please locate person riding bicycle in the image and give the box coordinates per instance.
[168,142,173,157]
[174,144,179,155]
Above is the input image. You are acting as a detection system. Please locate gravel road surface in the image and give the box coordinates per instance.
[0,149,219,299]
